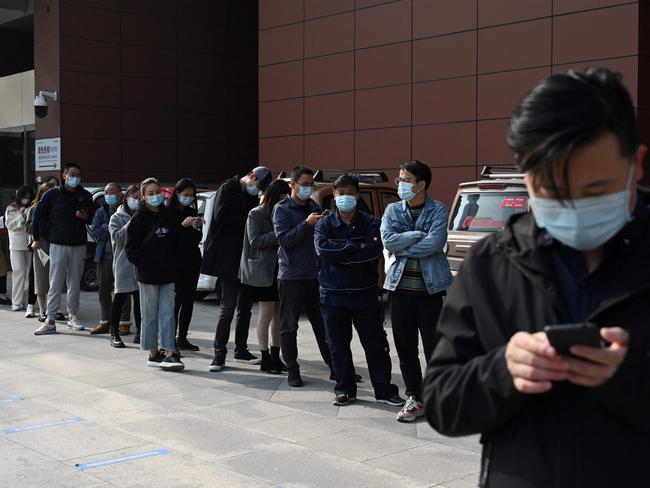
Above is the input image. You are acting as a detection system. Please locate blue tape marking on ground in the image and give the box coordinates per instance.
[75,448,172,471]
[0,396,22,404]
[2,416,84,434]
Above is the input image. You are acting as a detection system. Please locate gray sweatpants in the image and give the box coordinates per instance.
[47,244,85,321]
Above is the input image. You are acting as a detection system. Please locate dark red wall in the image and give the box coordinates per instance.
[258,0,647,206]
[34,0,258,186]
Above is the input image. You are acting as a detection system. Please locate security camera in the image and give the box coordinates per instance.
[34,90,57,118]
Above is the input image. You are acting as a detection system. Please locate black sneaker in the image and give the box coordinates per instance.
[38,314,47,323]
[376,394,406,407]
[209,356,225,372]
[234,350,261,365]
[333,393,356,406]
[110,335,125,348]
[55,312,67,322]
[329,371,363,383]
[147,351,165,367]
[288,368,303,387]
[133,331,140,344]
[176,337,200,351]
[160,353,185,372]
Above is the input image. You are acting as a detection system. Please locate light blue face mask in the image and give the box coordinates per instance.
[530,164,635,251]
[179,195,194,206]
[127,197,140,210]
[398,181,416,201]
[104,194,117,206]
[335,195,357,212]
[297,185,313,201]
[67,176,80,188]
[246,184,260,196]
[146,194,164,207]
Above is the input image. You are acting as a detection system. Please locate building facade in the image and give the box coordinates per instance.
[258,0,650,205]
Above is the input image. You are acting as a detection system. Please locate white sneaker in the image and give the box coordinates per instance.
[34,321,57,335]
[11,304,22,312]
[396,396,425,423]
[66,317,85,331]
[25,304,36,318]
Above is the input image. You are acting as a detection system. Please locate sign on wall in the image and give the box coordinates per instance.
[35,137,60,171]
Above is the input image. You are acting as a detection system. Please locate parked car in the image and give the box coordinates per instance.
[446,166,529,275]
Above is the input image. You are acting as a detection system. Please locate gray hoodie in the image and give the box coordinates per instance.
[109,205,138,293]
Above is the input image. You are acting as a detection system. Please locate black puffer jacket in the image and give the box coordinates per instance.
[167,203,202,271]
[32,185,93,245]
[423,209,650,488]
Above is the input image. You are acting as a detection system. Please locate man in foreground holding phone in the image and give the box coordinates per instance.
[423,68,650,487]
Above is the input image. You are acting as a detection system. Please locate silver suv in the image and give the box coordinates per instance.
[446,166,529,275]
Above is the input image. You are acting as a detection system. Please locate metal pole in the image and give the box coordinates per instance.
[22,128,28,185]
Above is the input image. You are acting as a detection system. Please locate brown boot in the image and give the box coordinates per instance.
[90,322,110,335]
[119,321,131,336]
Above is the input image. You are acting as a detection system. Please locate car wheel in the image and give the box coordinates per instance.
[81,261,98,292]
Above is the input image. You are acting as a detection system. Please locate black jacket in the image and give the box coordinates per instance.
[201,178,258,280]
[423,211,650,488]
[167,203,202,271]
[32,185,93,245]
[125,205,180,284]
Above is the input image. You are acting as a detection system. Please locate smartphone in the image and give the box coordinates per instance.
[543,322,604,355]
[321,209,332,217]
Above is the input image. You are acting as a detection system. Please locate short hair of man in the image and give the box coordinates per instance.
[291,165,314,182]
[63,162,81,172]
[507,68,638,199]
[333,174,359,192]
[400,160,432,190]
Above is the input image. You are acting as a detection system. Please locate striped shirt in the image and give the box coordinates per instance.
[396,203,428,295]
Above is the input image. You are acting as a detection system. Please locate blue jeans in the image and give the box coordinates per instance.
[139,282,175,351]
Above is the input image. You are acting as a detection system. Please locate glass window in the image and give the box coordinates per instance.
[450,192,529,232]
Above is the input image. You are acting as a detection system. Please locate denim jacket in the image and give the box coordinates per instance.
[380,196,452,295]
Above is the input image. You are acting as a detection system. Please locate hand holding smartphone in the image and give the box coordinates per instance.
[544,322,604,356]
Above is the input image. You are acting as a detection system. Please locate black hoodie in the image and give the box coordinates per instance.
[125,205,180,284]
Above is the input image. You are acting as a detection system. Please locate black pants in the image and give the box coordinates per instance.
[213,278,252,356]
[322,304,396,398]
[110,291,141,335]
[175,266,200,340]
[278,279,331,371]
[390,292,443,400]
[28,258,36,305]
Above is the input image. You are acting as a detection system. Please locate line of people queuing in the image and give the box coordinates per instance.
[3,159,452,422]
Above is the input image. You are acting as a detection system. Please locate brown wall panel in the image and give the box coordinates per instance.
[260,98,304,137]
[305,132,355,169]
[553,0,631,15]
[61,105,121,140]
[304,12,354,58]
[62,138,121,180]
[178,20,226,54]
[413,77,476,125]
[477,118,515,165]
[413,31,476,82]
[356,42,411,89]
[121,12,176,49]
[412,122,477,166]
[259,136,304,171]
[553,4,639,64]
[413,0,477,39]
[121,0,177,18]
[121,109,176,142]
[478,0,551,27]
[60,71,121,107]
[177,81,220,114]
[429,166,477,208]
[177,51,222,82]
[122,141,176,176]
[305,52,354,96]
[259,0,303,29]
[552,56,639,106]
[259,23,303,65]
[60,2,120,42]
[355,127,411,169]
[122,45,177,80]
[305,0,354,19]
[61,0,119,11]
[478,67,551,120]
[60,37,120,74]
[356,84,411,130]
[355,0,411,49]
[639,56,650,110]
[305,92,354,133]
[260,61,303,101]
[478,19,551,73]
[121,78,178,110]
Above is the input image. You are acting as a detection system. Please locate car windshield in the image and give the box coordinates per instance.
[450,191,528,232]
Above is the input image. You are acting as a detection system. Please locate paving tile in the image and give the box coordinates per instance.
[365,443,481,485]
[246,412,356,442]
[438,472,481,488]
[220,444,430,488]
[192,399,298,426]
[416,421,482,454]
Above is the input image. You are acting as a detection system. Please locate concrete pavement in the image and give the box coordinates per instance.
[0,288,481,487]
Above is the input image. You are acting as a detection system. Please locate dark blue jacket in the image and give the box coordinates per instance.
[91,205,113,263]
[314,209,382,306]
[273,197,322,281]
